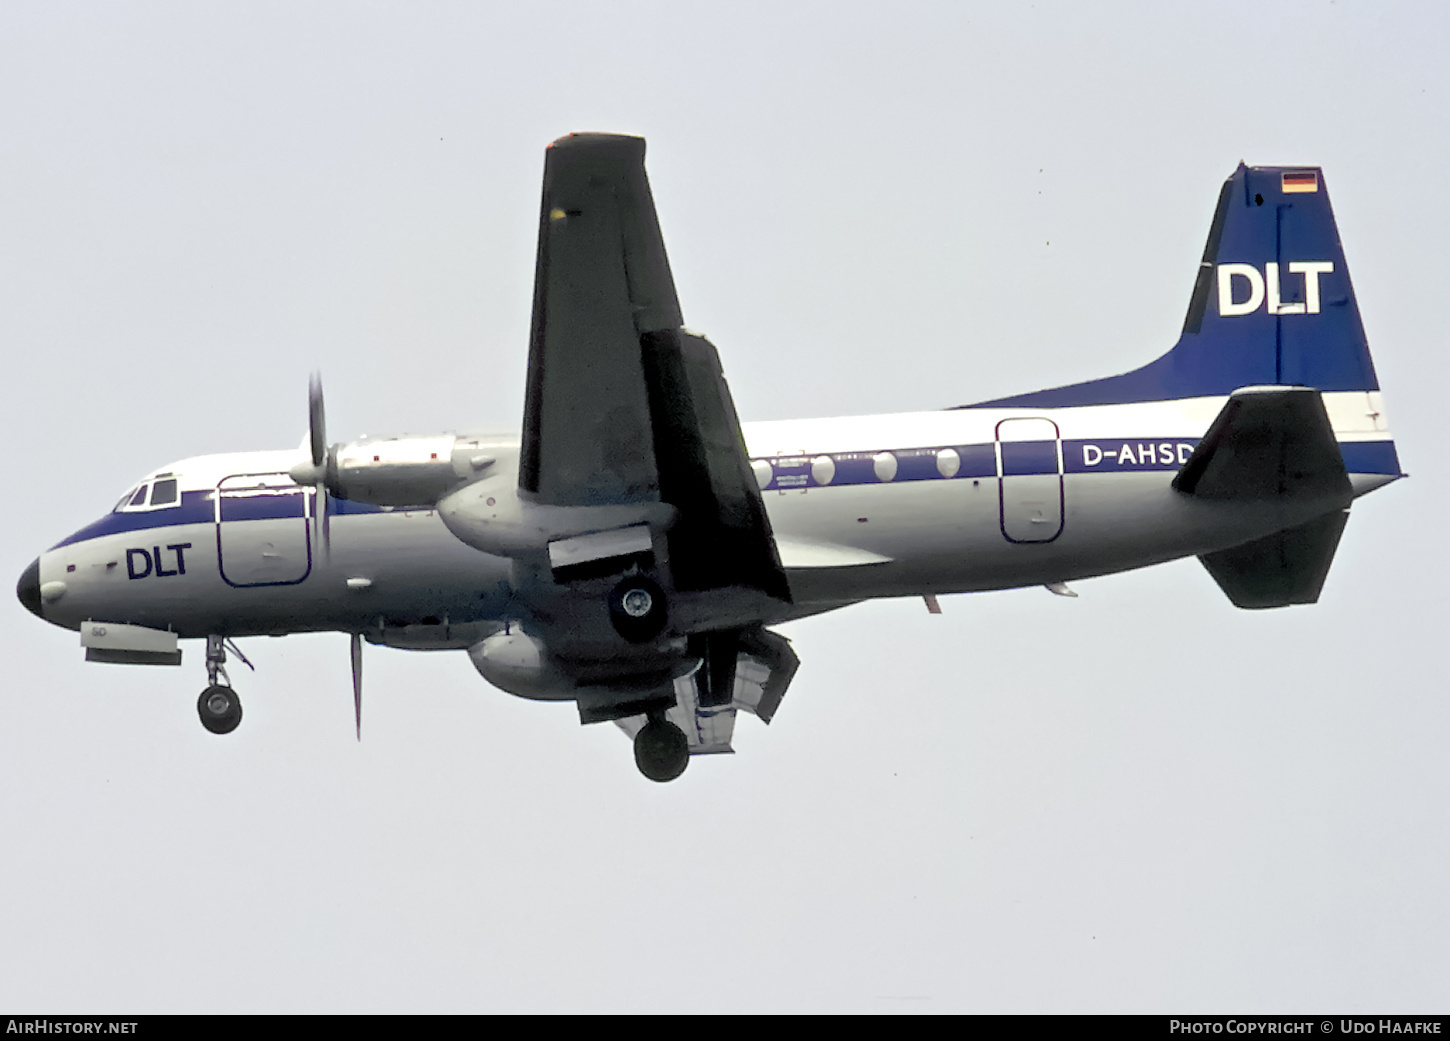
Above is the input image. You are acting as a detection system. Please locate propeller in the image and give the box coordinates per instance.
[290,372,332,559]
[350,631,363,741]
[308,371,327,473]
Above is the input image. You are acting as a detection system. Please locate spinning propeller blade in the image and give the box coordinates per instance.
[306,373,331,559]
[350,632,363,741]
[308,372,327,468]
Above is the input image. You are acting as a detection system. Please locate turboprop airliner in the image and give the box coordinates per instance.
[16,134,1402,781]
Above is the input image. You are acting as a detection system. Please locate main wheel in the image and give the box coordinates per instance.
[608,576,667,643]
[633,718,689,782]
[197,684,242,735]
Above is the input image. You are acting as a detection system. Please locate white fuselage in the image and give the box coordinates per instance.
[31,390,1398,646]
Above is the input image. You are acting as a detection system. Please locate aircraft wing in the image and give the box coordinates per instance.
[519,133,788,601]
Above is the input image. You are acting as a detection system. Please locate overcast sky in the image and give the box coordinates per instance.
[2,1,1446,1013]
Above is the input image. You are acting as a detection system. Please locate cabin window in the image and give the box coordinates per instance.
[150,478,179,507]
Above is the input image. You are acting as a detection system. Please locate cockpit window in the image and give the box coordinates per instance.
[112,476,183,513]
[150,478,179,507]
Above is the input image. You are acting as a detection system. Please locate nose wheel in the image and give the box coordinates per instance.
[197,634,249,736]
[198,685,242,734]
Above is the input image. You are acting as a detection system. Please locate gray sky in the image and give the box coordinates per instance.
[2,1,1446,1012]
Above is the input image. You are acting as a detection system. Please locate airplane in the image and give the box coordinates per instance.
[16,134,1402,782]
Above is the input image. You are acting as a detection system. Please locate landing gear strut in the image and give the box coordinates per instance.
[633,713,689,782]
[197,635,244,735]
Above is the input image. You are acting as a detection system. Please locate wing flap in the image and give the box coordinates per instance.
[641,330,789,598]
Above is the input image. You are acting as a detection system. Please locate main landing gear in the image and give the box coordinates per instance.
[197,635,249,735]
[608,575,667,643]
[633,713,689,782]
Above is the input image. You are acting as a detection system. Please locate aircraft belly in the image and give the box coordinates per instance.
[769,470,1346,603]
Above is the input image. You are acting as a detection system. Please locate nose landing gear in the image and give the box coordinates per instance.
[197,635,250,735]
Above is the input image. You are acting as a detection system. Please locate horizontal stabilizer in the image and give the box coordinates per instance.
[1173,387,1351,504]
[1199,509,1349,609]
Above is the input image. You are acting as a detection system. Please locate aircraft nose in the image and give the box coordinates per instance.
[17,557,43,619]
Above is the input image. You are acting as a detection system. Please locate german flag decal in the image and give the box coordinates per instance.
[1282,170,1319,193]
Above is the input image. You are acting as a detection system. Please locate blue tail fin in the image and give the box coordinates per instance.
[969,164,1379,408]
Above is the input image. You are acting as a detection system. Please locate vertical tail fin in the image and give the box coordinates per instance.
[972,164,1380,407]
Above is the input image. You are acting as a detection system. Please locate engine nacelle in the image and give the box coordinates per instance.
[468,627,702,704]
[291,434,498,507]
[330,435,460,505]
[468,629,577,701]
[437,470,675,560]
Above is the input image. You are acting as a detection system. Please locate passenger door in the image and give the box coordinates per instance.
[215,473,312,587]
[996,418,1064,543]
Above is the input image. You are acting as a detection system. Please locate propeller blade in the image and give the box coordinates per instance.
[306,373,332,561]
[350,632,362,741]
[308,372,327,468]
